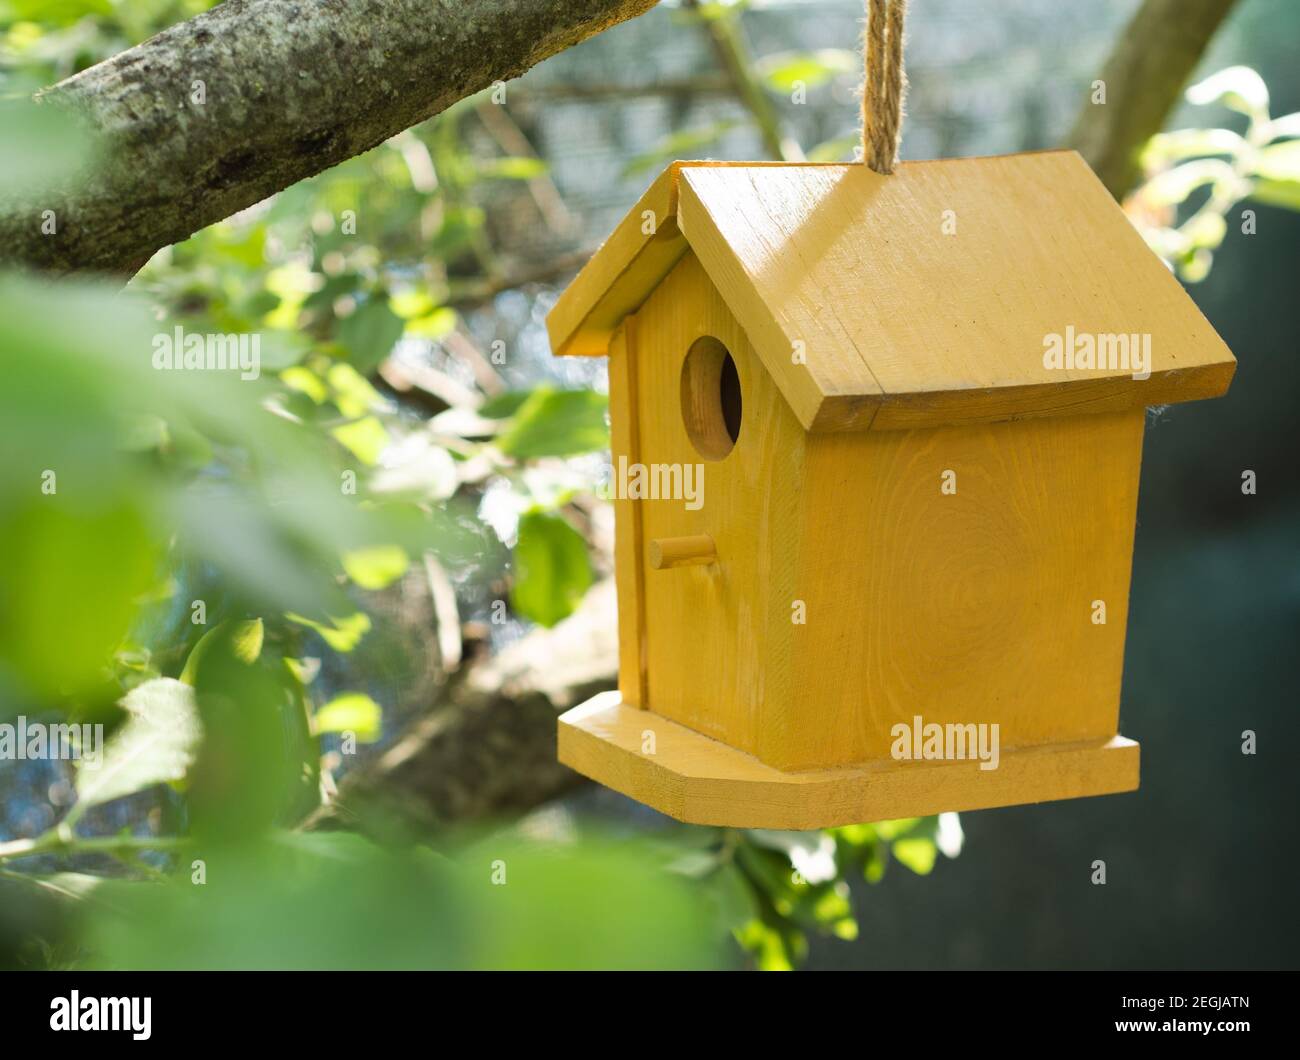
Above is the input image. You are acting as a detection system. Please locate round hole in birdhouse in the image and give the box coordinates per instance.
[681,336,742,461]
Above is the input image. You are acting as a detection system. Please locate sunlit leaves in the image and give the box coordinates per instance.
[495,387,609,459]
[1140,158,1238,207]
[1250,178,1300,211]
[0,500,158,704]
[757,48,856,93]
[341,545,411,590]
[336,297,404,374]
[1129,66,1300,284]
[74,678,201,813]
[475,156,549,181]
[313,692,382,741]
[723,816,964,969]
[85,831,722,970]
[1253,139,1300,182]
[1186,65,1269,121]
[285,611,372,653]
[187,624,316,840]
[179,619,264,685]
[331,415,389,465]
[1140,128,1247,169]
[510,511,593,627]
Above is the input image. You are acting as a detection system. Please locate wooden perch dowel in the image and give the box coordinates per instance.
[649,534,717,569]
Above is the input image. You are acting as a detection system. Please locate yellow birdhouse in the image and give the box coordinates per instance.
[546,154,1236,829]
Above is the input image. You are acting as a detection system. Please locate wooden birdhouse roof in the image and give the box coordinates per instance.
[547,152,1236,432]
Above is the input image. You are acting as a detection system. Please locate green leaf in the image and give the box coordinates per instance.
[341,545,412,590]
[496,387,609,459]
[891,836,938,876]
[85,832,720,970]
[337,298,405,374]
[1180,210,1228,251]
[1140,128,1246,168]
[1268,112,1300,140]
[75,678,202,811]
[1140,158,1237,206]
[478,390,535,419]
[745,830,838,884]
[314,692,382,741]
[331,415,389,465]
[1253,140,1300,182]
[0,500,158,702]
[476,157,549,181]
[1250,177,1300,211]
[1186,65,1269,120]
[285,611,372,652]
[510,511,593,627]
[757,49,857,92]
[181,619,265,685]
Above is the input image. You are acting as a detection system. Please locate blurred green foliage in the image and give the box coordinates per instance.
[1129,65,1300,281]
[0,0,968,972]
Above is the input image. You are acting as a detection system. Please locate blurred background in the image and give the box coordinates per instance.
[0,0,1296,969]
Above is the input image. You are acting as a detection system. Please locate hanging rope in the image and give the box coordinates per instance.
[862,0,908,174]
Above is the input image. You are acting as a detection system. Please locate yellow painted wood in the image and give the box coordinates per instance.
[679,152,1235,430]
[547,151,1239,822]
[632,252,807,758]
[550,153,1236,430]
[607,320,647,707]
[547,164,684,359]
[546,161,851,360]
[617,250,1145,774]
[558,693,1140,829]
[649,534,717,569]
[766,407,1146,770]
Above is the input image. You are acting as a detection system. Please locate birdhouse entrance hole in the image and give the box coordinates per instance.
[681,335,741,460]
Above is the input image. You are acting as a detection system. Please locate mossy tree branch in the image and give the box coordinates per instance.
[0,0,659,276]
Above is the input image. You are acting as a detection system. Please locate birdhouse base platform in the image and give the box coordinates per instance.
[558,692,1139,829]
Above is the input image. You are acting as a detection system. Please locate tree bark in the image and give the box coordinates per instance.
[1067,0,1241,199]
[307,579,619,836]
[0,0,659,275]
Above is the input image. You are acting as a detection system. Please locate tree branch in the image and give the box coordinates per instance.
[1067,0,1241,199]
[0,0,659,275]
[307,579,619,835]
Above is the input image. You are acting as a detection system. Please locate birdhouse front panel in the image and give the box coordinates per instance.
[621,252,807,761]
[547,155,1236,829]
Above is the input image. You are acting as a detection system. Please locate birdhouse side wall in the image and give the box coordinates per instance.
[756,409,1146,771]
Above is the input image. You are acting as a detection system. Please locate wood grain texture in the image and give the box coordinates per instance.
[771,407,1146,769]
[547,163,685,358]
[547,161,850,359]
[679,152,1235,430]
[621,251,1145,774]
[558,693,1140,829]
[606,321,648,707]
[632,252,806,758]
